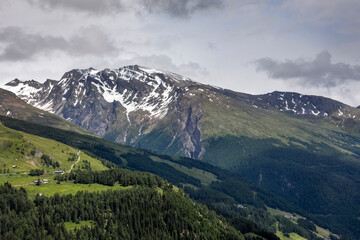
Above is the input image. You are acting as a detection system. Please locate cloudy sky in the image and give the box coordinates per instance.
[1,0,360,106]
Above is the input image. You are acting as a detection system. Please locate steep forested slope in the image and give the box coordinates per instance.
[0,115,353,239]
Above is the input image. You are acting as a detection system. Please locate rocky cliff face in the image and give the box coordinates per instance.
[4,65,360,159]
[4,66,209,158]
[0,88,91,135]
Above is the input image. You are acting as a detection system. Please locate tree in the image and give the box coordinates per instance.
[36,177,41,186]
[29,169,44,176]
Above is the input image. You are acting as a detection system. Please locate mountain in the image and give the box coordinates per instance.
[5,66,360,170]
[0,115,340,240]
[4,67,187,140]
[5,66,360,158]
[0,88,92,135]
[4,65,360,238]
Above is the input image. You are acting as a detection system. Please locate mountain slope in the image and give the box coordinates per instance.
[4,66,360,159]
[0,116,286,239]
[0,88,92,135]
[0,123,107,174]
[0,115,356,239]
[4,66,360,238]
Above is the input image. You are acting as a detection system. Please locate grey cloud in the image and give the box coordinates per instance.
[0,27,118,61]
[138,0,223,18]
[255,51,360,87]
[27,0,223,18]
[27,0,123,14]
[283,0,360,36]
[117,54,208,79]
[69,27,118,55]
[178,62,209,78]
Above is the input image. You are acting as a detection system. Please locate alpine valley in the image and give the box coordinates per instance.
[2,65,360,239]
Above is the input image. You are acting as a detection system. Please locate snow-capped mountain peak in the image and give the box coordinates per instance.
[4,65,360,159]
[5,65,184,120]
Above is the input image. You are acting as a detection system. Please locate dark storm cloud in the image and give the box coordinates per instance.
[27,0,123,14]
[0,27,118,61]
[255,51,360,87]
[27,0,223,18]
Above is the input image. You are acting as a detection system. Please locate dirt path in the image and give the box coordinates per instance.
[13,182,33,187]
[68,150,81,173]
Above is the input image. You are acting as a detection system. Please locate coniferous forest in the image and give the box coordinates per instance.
[0,177,243,240]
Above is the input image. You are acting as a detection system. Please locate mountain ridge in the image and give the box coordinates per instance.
[6,65,358,120]
[4,66,360,165]
[5,65,360,157]
[0,88,92,135]
[2,70,360,238]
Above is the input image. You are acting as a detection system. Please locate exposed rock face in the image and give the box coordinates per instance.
[4,65,360,159]
[4,65,207,158]
[0,88,91,135]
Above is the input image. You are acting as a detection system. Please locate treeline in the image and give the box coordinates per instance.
[55,168,167,188]
[82,150,118,169]
[123,153,203,187]
[0,183,243,240]
[277,216,322,240]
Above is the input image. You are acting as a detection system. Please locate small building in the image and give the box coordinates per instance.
[236,204,246,209]
[284,214,297,220]
[42,179,48,183]
[12,165,17,169]
[54,171,65,175]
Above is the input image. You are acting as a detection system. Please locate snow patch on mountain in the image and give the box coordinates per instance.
[5,66,180,120]
[4,81,40,99]
[252,91,351,118]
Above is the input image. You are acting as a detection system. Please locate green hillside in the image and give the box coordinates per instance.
[0,119,281,240]
[0,123,107,173]
[0,174,129,199]
[198,90,360,168]
[125,89,360,238]
[0,115,346,239]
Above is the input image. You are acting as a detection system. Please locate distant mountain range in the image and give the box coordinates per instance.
[3,65,360,238]
[4,65,360,159]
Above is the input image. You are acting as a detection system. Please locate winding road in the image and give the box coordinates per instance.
[68,151,81,173]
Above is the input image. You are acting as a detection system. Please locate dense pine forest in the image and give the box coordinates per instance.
[0,173,243,239]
